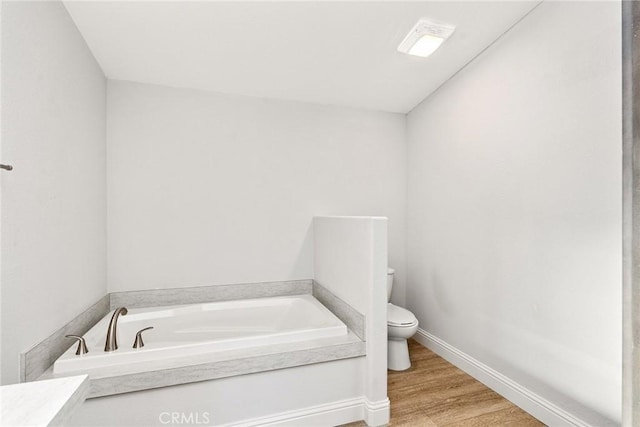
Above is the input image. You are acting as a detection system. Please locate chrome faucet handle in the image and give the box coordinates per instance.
[65,335,89,355]
[133,327,154,349]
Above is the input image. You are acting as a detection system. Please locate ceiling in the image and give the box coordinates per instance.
[64,1,539,114]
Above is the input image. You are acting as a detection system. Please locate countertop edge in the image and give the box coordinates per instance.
[0,375,89,426]
[49,375,89,426]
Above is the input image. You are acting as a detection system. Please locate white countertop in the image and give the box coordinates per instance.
[0,375,88,426]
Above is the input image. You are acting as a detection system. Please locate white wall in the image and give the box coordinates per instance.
[407,1,621,422]
[314,216,386,314]
[107,80,407,303]
[1,1,107,384]
[313,216,389,425]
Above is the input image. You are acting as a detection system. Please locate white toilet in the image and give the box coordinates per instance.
[387,268,419,371]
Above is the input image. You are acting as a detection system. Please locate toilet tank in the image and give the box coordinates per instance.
[387,268,395,301]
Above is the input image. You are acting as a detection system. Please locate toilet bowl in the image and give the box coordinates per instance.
[387,268,418,371]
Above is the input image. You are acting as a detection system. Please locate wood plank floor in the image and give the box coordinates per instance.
[345,340,544,427]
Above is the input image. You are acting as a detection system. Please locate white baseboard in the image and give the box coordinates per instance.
[221,397,369,427]
[364,397,391,427]
[414,328,613,427]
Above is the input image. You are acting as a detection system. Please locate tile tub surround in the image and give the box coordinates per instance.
[313,281,365,340]
[21,280,312,383]
[109,279,313,309]
[41,332,365,398]
[0,375,89,426]
[26,279,367,398]
[21,295,111,382]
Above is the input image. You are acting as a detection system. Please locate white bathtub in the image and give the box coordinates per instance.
[54,294,347,375]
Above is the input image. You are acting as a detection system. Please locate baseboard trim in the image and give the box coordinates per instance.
[221,397,367,427]
[364,397,391,426]
[414,328,604,427]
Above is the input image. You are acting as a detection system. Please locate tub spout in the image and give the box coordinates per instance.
[104,307,128,352]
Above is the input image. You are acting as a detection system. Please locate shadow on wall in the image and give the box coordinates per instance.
[290,222,314,279]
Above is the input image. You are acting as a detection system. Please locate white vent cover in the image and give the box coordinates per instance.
[398,19,456,58]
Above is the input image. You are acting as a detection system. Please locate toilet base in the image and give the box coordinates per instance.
[388,337,411,371]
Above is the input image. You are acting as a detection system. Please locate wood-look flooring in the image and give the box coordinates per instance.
[345,340,544,427]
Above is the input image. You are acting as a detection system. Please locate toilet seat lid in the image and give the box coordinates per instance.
[388,303,418,327]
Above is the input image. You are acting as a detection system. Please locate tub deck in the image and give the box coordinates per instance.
[41,292,365,398]
[54,295,347,375]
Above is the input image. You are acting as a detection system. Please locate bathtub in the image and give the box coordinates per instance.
[54,294,347,375]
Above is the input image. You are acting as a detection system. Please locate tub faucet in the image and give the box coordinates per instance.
[104,307,128,352]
